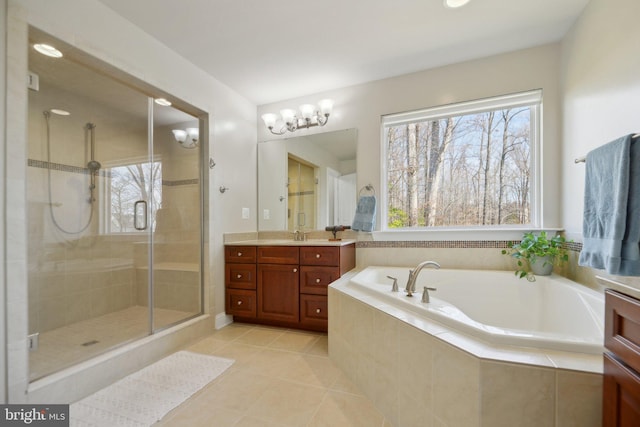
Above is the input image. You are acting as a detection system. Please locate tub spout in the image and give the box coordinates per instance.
[405,261,440,297]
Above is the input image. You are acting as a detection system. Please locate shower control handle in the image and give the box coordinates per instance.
[134,200,148,231]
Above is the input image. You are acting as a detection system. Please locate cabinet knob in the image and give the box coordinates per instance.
[237,274,242,279]
[237,252,242,257]
[316,308,322,314]
[293,268,298,273]
[316,254,321,259]
[316,278,321,283]
[237,301,242,305]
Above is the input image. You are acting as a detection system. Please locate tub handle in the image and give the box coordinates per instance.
[387,276,399,292]
[421,287,437,303]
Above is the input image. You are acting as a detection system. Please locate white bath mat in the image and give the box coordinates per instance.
[70,351,234,427]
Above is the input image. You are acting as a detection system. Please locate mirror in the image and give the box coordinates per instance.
[258,129,357,231]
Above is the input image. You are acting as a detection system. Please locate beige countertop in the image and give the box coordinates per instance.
[225,239,356,247]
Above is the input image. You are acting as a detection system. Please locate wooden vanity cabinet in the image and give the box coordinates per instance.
[225,243,355,332]
[603,289,640,427]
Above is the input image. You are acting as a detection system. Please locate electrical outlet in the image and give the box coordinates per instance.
[242,207,250,219]
[263,209,270,220]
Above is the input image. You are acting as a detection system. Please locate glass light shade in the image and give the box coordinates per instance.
[33,43,63,58]
[280,109,297,124]
[444,0,471,8]
[49,109,70,116]
[172,129,187,143]
[186,128,199,140]
[261,113,278,128]
[318,99,333,116]
[299,104,316,120]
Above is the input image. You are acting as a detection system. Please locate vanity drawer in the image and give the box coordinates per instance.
[300,266,340,295]
[257,246,299,265]
[300,294,328,329]
[300,246,340,266]
[225,246,257,263]
[226,289,256,317]
[225,264,256,290]
[605,289,640,373]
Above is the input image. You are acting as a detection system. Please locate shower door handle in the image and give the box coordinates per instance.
[134,200,148,230]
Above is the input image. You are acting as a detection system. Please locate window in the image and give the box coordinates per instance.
[383,90,541,229]
[102,160,163,233]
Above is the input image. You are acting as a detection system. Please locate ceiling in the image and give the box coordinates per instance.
[98,0,590,105]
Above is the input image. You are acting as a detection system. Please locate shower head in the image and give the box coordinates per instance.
[87,160,101,172]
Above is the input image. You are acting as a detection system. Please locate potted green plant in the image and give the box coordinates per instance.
[502,231,569,278]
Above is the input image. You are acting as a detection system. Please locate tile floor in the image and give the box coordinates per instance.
[156,323,393,427]
[30,306,195,381]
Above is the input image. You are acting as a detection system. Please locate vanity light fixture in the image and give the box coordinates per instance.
[171,127,199,149]
[154,98,172,107]
[444,0,471,8]
[261,99,334,135]
[33,43,63,58]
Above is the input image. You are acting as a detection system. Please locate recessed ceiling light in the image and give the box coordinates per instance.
[50,109,70,116]
[444,0,471,8]
[33,43,63,58]
[154,98,172,107]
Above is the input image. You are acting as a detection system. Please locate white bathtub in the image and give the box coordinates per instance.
[347,266,604,355]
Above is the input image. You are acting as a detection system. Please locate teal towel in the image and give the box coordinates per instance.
[579,134,640,275]
[352,196,376,232]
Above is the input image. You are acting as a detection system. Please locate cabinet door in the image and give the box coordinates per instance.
[258,264,299,323]
[603,352,640,427]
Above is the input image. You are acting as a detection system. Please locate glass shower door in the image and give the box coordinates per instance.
[151,105,202,331]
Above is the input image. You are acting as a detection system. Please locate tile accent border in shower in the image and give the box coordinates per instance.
[28,159,200,186]
[356,240,584,252]
[28,158,101,175]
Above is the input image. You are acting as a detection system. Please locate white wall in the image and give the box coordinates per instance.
[4,0,256,401]
[257,44,563,231]
[561,0,640,292]
[561,0,640,238]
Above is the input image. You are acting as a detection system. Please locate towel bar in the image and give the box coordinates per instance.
[359,184,376,196]
[575,133,640,164]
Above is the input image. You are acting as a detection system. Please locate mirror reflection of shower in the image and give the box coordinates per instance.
[44,109,100,234]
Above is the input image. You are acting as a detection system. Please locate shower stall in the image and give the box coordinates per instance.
[27,32,204,381]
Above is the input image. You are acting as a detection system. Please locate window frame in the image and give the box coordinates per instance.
[380,89,542,233]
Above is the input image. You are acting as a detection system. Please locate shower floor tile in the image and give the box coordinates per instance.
[29,306,194,381]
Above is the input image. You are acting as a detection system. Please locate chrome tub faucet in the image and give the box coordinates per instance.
[405,260,440,297]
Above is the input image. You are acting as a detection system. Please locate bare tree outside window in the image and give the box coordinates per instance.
[108,161,162,232]
[385,101,535,229]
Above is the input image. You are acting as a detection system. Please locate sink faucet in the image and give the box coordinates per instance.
[405,260,440,297]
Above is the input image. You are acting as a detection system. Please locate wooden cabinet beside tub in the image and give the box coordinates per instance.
[603,289,640,427]
[225,243,355,332]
